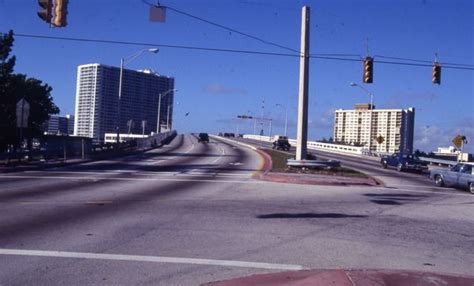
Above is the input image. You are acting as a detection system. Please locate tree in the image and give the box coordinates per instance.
[0,31,59,151]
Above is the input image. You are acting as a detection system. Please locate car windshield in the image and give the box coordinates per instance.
[1,1,473,285]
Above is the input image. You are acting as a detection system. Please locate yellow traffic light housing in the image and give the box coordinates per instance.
[53,0,69,27]
[37,0,52,24]
[363,56,373,84]
[432,62,441,84]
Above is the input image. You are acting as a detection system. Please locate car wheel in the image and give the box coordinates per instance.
[381,162,387,169]
[397,163,404,172]
[469,182,474,194]
[434,175,444,187]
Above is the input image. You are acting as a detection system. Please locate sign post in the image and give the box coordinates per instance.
[16,98,30,148]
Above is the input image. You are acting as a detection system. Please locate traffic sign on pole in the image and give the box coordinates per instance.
[16,98,30,128]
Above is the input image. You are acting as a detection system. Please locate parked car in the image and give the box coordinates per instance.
[430,163,474,193]
[380,152,428,172]
[198,133,209,143]
[272,135,291,151]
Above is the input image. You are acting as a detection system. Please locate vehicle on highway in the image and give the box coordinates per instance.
[198,133,210,143]
[380,152,428,172]
[272,135,291,151]
[430,163,474,193]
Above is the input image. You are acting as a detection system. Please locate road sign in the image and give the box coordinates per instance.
[16,98,30,128]
[376,135,384,144]
[150,5,166,22]
[452,135,467,148]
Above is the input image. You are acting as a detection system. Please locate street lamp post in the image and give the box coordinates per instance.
[350,82,374,152]
[157,89,177,133]
[166,105,171,131]
[116,48,159,144]
[275,103,288,136]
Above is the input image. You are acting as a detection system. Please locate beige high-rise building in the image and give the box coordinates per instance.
[334,104,415,153]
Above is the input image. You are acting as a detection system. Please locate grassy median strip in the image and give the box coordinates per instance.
[262,148,368,178]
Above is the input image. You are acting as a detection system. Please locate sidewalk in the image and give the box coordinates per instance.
[203,269,474,286]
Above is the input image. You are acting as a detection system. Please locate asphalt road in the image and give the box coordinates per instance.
[1,134,473,285]
[237,137,462,193]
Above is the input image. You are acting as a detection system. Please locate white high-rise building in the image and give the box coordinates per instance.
[74,64,175,143]
[334,104,415,153]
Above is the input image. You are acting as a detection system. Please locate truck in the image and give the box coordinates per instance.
[272,135,291,151]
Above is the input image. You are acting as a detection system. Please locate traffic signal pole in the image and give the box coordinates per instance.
[295,6,310,161]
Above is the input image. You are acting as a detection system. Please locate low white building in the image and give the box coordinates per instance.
[434,146,459,156]
[104,133,148,143]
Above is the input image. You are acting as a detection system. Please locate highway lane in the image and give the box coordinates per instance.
[0,134,266,284]
[237,137,461,193]
[1,134,473,285]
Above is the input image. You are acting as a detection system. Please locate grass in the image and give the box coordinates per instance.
[262,148,368,178]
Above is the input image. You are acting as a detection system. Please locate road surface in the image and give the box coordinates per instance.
[1,134,473,285]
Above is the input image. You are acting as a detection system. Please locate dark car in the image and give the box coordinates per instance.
[272,135,291,151]
[430,163,474,193]
[198,133,209,143]
[381,152,428,172]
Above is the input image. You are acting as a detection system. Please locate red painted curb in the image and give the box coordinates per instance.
[202,269,474,286]
[252,148,273,179]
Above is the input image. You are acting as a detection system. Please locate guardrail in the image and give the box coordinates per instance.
[1,131,177,165]
[241,134,471,166]
[419,157,458,167]
[243,134,365,156]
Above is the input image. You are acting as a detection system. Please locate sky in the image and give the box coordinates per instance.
[1,0,473,153]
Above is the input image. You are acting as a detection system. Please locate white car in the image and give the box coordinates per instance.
[430,163,474,194]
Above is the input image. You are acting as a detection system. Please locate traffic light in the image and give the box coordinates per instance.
[53,0,69,27]
[363,57,374,83]
[37,0,52,24]
[432,62,441,84]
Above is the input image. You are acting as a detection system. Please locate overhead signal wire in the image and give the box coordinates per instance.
[5,32,474,71]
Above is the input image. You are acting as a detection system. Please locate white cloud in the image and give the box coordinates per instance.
[203,84,247,96]
[414,123,474,153]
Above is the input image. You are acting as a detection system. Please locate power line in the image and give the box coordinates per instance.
[375,55,474,68]
[11,33,299,58]
[5,32,474,71]
[142,1,300,54]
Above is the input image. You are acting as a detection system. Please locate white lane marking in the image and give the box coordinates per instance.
[209,146,226,165]
[0,248,304,271]
[0,175,261,184]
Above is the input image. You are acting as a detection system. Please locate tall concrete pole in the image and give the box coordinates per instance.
[296,6,310,160]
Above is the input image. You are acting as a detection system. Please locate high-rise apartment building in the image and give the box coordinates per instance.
[74,64,174,143]
[334,104,415,153]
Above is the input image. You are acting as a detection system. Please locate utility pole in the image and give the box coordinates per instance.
[296,6,310,160]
